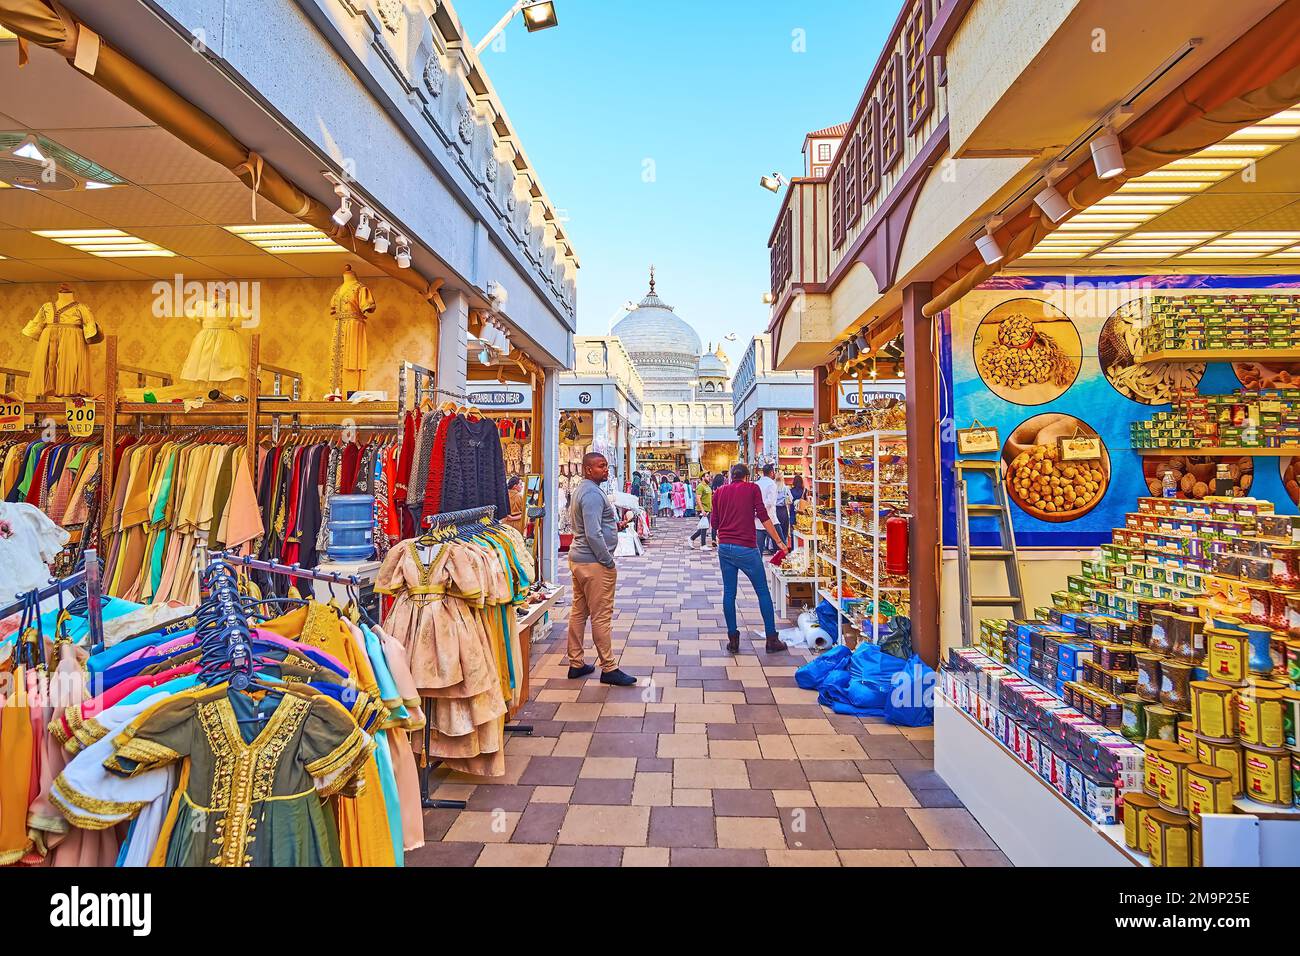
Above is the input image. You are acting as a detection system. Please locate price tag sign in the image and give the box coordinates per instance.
[64,398,96,437]
[956,420,999,455]
[1059,436,1103,461]
[0,395,24,433]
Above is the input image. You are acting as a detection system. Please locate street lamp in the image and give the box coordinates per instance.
[759,172,787,193]
[476,1,559,54]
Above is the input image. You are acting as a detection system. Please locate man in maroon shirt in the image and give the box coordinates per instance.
[709,463,790,654]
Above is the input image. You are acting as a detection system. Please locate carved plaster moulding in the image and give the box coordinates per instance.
[423,55,445,96]
[457,103,475,145]
[376,0,402,32]
[485,155,499,183]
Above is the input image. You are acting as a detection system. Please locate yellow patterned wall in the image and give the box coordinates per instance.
[0,276,439,399]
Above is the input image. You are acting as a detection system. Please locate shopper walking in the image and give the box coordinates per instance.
[709,463,789,654]
[566,452,637,686]
[755,463,779,554]
[689,472,714,548]
[671,476,686,517]
[658,475,672,517]
[773,472,792,549]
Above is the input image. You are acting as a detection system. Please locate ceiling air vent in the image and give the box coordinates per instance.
[0,133,125,192]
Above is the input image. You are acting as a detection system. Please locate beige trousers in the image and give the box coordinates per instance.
[567,560,618,672]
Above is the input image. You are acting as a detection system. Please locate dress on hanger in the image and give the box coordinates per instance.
[23,301,97,399]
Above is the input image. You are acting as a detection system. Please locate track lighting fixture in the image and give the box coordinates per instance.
[1033,184,1072,223]
[395,234,411,268]
[354,207,374,242]
[373,221,391,255]
[1090,129,1125,180]
[975,226,1004,265]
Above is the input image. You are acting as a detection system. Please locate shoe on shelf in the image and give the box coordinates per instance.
[726,633,741,654]
[764,636,789,654]
[600,668,638,686]
[568,663,595,679]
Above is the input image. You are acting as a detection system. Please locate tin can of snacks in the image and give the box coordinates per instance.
[1156,750,1196,811]
[1237,689,1285,747]
[1287,640,1300,684]
[1144,808,1192,867]
[1197,735,1244,796]
[1149,610,1174,656]
[1120,693,1147,742]
[1271,634,1289,678]
[1280,688,1300,750]
[1145,739,1185,795]
[1160,660,1194,712]
[1146,704,1178,742]
[1191,820,1203,869]
[1170,614,1205,664]
[1177,721,1196,753]
[1191,680,1236,740]
[1185,763,1234,823]
[1123,792,1160,852]
[1243,743,1293,806]
[1136,653,1163,703]
[1207,628,1249,684]
[1245,677,1287,692]
[1243,623,1276,676]
[1292,753,1300,808]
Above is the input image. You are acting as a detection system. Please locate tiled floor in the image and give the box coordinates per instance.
[407,518,1009,868]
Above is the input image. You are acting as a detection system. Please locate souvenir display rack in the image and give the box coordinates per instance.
[809,429,909,642]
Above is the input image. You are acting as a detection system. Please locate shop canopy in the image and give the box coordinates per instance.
[923,0,1300,318]
[0,0,447,311]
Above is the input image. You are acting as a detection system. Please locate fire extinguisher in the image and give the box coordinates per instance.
[885,512,910,575]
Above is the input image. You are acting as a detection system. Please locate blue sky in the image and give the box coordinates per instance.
[458,0,902,352]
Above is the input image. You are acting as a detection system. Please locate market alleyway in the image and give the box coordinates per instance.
[409,519,1009,867]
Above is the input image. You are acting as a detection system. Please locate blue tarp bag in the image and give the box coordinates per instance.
[815,668,853,709]
[848,640,907,686]
[815,599,839,641]
[795,644,850,690]
[885,654,936,727]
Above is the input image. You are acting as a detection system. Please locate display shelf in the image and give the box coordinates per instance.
[516,586,564,631]
[1136,446,1300,457]
[935,698,1143,867]
[116,401,249,416]
[257,401,400,416]
[812,429,907,448]
[1136,348,1300,365]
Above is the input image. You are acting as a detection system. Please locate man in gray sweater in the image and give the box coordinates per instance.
[566,452,637,685]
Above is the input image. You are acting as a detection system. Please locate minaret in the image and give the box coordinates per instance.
[648,264,656,295]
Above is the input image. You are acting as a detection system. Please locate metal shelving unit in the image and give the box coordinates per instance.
[808,429,907,641]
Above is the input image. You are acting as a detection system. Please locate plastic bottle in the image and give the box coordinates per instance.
[1162,470,1178,498]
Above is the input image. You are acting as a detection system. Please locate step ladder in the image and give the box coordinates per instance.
[955,459,1026,646]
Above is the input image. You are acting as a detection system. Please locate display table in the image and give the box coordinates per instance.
[935,697,1142,867]
[765,563,817,619]
[511,586,564,718]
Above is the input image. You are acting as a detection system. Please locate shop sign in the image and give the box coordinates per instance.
[1059,435,1103,461]
[468,389,527,407]
[64,398,95,437]
[0,395,24,433]
[956,421,999,454]
[842,384,906,406]
[578,391,592,405]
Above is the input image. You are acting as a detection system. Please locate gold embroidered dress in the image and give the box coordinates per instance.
[101,684,371,867]
[23,301,97,399]
[329,280,375,394]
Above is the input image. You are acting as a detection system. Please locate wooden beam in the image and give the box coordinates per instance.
[100,335,118,543]
[902,282,939,668]
[246,334,260,480]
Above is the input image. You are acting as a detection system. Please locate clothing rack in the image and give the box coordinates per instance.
[198,558,256,690]
[398,360,438,417]
[420,503,496,530]
[0,547,104,652]
[206,549,362,589]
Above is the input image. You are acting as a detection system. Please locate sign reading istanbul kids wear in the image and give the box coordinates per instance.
[468,386,532,410]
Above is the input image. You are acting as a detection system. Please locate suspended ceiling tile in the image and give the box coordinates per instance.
[0,47,149,130]
[0,259,66,282]
[1140,193,1296,232]
[0,190,111,230]
[48,128,236,186]
[189,255,308,279]
[44,187,201,227]
[1205,141,1300,194]
[131,225,264,257]
[272,251,381,278]
[150,182,299,226]
[1233,200,1300,231]
[0,228,90,260]
[33,257,156,282]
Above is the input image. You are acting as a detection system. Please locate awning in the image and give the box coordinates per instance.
[923,0,1300,318]
[0,0,447,312]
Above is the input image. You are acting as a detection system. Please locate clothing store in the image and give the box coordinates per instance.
[558,336,644,492]
[0,0,572,868]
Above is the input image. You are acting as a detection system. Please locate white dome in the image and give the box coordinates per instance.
[611,271,702,385]
[697,343,728,378]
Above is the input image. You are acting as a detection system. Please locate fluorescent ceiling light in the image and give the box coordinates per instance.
[1200,143,1275,156]
[1228,126,1300,140]
[225,223,343,253]
[1098,194,1187,204]
[1136,170,1226,180]
[34,228,175,257]
[1179,252,1259,258]
[1168,158,1253,169]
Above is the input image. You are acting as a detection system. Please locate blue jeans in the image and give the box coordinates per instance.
[718,543,778,639]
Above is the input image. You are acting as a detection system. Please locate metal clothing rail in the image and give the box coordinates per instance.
[420,504,496,529]
[206,550,362,588]
[0,547,104,654]
[197,559,256,691]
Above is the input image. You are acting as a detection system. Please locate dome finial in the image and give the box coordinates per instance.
[648,264,656,295]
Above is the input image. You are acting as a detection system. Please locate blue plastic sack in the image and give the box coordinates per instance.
[815,668,853,709]
[849,641,907,687]
[795,644,850,690]
[815,599,839,641]
[885,654,936,727]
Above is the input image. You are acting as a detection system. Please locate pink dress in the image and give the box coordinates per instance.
[672,482,686,513]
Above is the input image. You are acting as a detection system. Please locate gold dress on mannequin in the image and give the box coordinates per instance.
[329,271,375,394]
[23,299,97,399]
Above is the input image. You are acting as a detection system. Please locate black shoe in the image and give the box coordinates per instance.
[600,668,637,686]
[765,636,789,654]
[567,664,595,679]
[726,633,741,654]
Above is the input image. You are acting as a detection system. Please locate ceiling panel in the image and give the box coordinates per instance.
[0,260,67,282]
[1140,193,1297,232]
[151,182,300,226]
[189,256,308,279]
[269,251,385,278]
[35,258,157,282]
[45,188,201,228]
[0,190,111,230]
[1232,200,1300,231]
[1206,141,1300,194]
[131,225,264,257]
[48,128,235,186]
[0,228,93,260]
[0,46,149,131]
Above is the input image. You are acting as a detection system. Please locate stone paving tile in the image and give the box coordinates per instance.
[409,518,1000,868]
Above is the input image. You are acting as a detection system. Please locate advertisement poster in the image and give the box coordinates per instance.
[942,275,1300,548]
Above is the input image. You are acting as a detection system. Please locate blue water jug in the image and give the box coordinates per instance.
[328,495,375,560]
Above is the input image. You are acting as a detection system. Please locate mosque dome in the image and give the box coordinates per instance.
[698,342,729,379]
[611,268,703,386]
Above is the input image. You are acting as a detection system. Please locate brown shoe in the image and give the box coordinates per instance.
[726,633,741,654]
[765,636,788,654]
